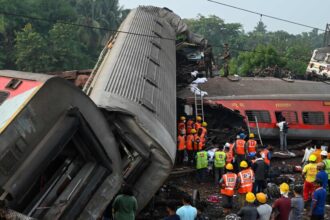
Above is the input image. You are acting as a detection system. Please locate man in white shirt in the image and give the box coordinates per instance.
[176,196,197,220]
[302,146,315,166]
[276,117,288,152]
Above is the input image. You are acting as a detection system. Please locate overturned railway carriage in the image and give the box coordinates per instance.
[178,77,330,140]
[84,6,195,212]
[0,71,122,219]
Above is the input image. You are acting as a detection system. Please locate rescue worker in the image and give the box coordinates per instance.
[224,144,233,164]
[321,150,330,194]
[237,160,254,208]
[312,145,322,163]
[214,148,226,185]
[177,131,186,165]
[199,122,208,149]
[316,162,328,190]
[256,192,272,220]
[196,150,208,183]
[178,116,186,135]
[194,116,202,131]
[194,128,204,151]
[219,163,237,213]
[302,154,318,204]
[186,129,196,166]
[237,192,258,219]
[186,118,194,135]
[234,133,246,171]
[272,183,291,220]
[260,145,271,178]
[246,133,257,160]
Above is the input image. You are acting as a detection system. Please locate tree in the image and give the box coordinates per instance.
[14,23,50,72]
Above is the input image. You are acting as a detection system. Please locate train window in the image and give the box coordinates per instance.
[275,111,298,124]
[302,112,324,125]
[0,91,9,106]
[245,110,271,123]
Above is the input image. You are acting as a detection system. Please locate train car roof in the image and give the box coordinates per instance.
[177,76,330,101]
[0,70,53,81]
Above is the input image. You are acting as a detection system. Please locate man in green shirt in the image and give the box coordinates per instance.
[321,150,330,193]
[112,185,137,220]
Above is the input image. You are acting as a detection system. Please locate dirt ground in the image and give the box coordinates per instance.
[137,146,330,220]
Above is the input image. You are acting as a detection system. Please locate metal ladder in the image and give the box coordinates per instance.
[194,87,204,121]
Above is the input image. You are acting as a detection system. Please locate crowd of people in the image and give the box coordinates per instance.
[173,115,330,220]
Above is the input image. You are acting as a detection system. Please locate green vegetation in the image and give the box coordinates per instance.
[0,3,323,75]
[0,0,125,72]
[185,16,323,77]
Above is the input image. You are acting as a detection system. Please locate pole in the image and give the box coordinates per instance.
[255,116,263,146]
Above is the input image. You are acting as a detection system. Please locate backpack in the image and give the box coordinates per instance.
[283,122,289,133]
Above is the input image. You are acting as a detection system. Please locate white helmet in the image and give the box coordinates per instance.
[224,143,230,148]
[321,150,328,156]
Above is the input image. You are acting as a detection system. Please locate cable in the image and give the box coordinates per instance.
[207,0,326,32]
[0,10,176,41]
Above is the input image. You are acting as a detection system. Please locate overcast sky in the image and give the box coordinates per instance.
[119,0,330,34]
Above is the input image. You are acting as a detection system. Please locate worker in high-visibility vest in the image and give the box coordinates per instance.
[237,160,255,208]
[214,148,226,185]
[224,144,233,164]
[194,128,204,151]
[260,145,272,179]
[246,133,257,159]
[219,163,237,214]
[234,133,246,171]
[177,131,186,165]
[178,116,186,135]
[194,116,202,131]
[186,118,194,135]
[186,129,196,166]
[196,150,208,183]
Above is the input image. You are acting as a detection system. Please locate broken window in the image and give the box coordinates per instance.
[245,110,271,123]
[302,112,324,125]
[275,111,298,124]
[0,91,9,106]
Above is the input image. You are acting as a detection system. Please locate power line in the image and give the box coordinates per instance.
[0,10,176,41]
[207,0,326,32]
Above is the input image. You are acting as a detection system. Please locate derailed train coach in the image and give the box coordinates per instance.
[0,71,122,219]
[0,6,206,219]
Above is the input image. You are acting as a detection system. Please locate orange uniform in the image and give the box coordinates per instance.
[247,139,257,154]
[235,139,246,155]
[261,149,270,165]
[178,122,186,135]
[186,119,194,134]
[194,122,201,131]
[221,173,237,196]
[194,134,203,151]
[238,168,254,194]
[186,134,194,151]
[177,135,186,151]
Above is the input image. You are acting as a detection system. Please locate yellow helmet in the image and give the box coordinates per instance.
[180,116,186,121]
[309,154,317,162]
[256,192,267,203]
[279,183,289,193]
[190,129,197,134]
[202,122,208,127]
[225,163,234,170]
[246,192,256,203]
[196,116,202,121]
[240,160,248,168]
[249,133,255,138]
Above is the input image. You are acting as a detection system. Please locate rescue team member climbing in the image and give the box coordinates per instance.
[214,148,226,185]
[219,163,237,214]
[302,154,318,203]
[237,160,254,208]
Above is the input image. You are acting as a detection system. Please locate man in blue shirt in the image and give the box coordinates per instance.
[316,163,328,189]
[310,179,326,220]
[176,196,197,220]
